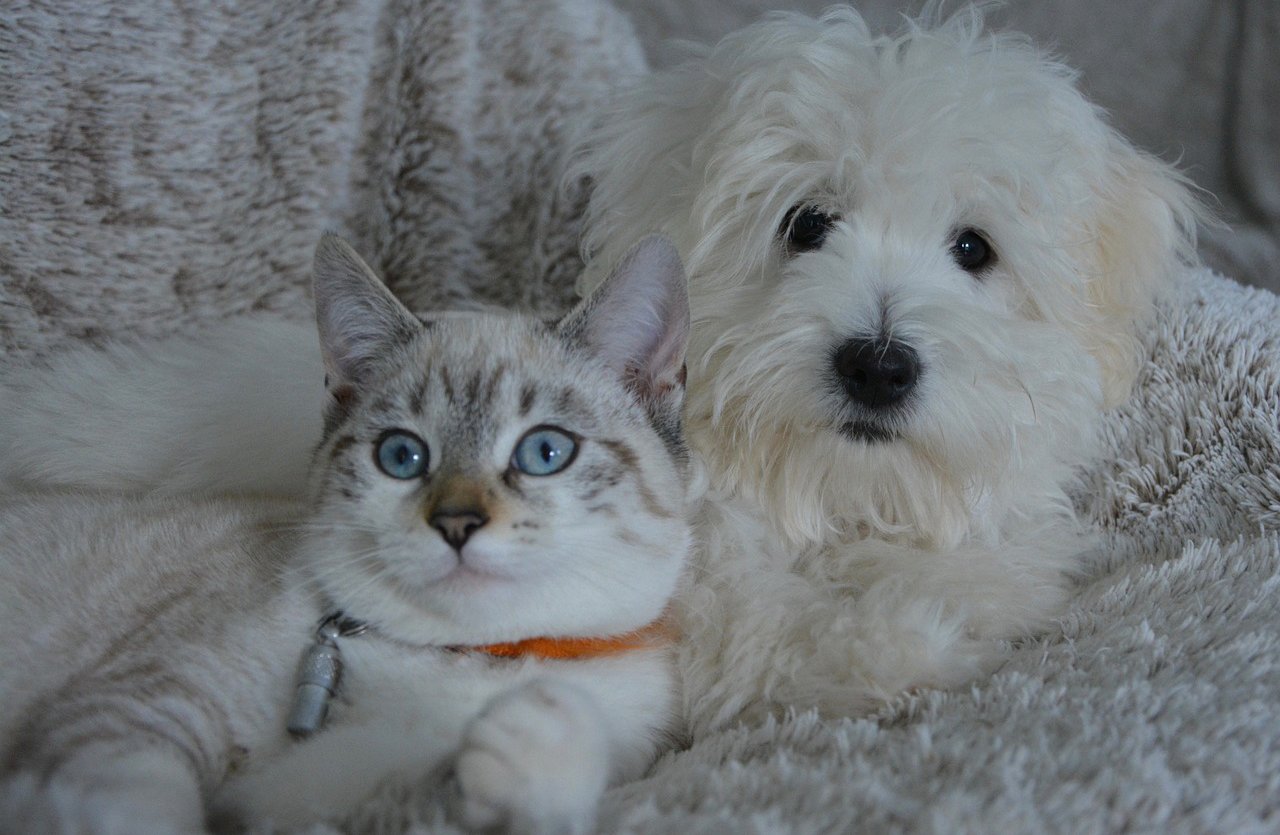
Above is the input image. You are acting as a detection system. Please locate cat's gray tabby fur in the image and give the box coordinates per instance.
[0,235,692,834]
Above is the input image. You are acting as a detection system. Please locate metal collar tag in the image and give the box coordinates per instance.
[286,613,367,739]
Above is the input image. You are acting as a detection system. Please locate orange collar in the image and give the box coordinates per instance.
[466,618,675,661]
[290,612,673,740]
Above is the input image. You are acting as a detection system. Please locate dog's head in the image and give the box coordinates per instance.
[573,7,1204,550]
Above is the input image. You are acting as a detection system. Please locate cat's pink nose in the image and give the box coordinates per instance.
[430,509,489,552]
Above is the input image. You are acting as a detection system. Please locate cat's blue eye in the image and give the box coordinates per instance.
[374,430,429,480]
[511,426,579,477]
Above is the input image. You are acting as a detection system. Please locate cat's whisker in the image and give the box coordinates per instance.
[310,549,404,583]
[308,550,392,576]
[554,559,633,596]
[284,520,392,536]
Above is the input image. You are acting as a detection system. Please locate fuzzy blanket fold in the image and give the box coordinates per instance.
[2,1,1278,832]
[0,0,644,363]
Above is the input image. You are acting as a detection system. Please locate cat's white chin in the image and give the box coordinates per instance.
[318,566,673,648]
[410,542,553,590]
[429,560,513,589]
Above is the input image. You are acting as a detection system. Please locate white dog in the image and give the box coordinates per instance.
[0,7,1203,734]
[570,6,1204,732]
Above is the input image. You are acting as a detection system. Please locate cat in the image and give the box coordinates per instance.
[0,233,692,834]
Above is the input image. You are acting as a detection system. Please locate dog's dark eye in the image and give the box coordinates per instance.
[782,206,837,253]
[951,229,995,274]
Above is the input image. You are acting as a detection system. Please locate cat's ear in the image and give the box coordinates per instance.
[313,233,421,391]
[560,235,690,412]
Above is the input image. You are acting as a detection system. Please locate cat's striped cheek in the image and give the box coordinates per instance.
[312,435,376,502]
[595,439,680,522]
[505,517,544,547]
[573,462,625,503]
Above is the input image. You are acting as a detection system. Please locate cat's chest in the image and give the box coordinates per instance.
[326,639,540,734]
[218,632,676,825]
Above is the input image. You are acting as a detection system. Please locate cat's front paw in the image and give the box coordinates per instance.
[455,678,609,835]
[0,770,206,835]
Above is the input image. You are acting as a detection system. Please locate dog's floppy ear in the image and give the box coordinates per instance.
[1082,141,1205,407]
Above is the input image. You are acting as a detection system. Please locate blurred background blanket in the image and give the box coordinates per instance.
[0,0,643,362]
[2,1,1278,831]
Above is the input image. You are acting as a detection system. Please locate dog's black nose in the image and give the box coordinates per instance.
[430,509,489,551]
[833,338,920,409]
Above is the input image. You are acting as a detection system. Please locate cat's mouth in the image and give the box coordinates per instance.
[440,563,508,584]
[421,550,515,588]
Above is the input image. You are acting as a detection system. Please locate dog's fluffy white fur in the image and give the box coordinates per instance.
[570,6,1204,732]
[0,6,1204,735]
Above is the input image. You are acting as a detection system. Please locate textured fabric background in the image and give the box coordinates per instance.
[3,1,1279,832]
[0,0,644,363]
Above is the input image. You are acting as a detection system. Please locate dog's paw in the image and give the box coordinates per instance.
[455,678,609,835]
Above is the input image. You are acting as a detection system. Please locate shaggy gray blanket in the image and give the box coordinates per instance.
[2,1,1278,832]
[0,0,644,362]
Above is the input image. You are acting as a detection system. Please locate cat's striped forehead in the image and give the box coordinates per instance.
[323,312,626,456]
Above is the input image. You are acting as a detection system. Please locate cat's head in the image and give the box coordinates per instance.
[301,234,691,646]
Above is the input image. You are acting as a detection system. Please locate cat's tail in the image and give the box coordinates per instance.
[0,317,326,497]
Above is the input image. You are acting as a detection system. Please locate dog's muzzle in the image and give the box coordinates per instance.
[833,337,920,410]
